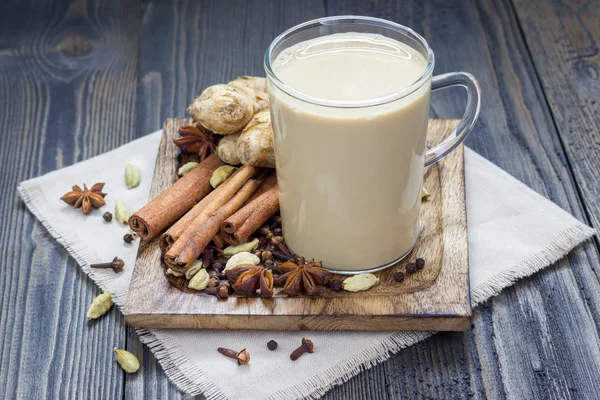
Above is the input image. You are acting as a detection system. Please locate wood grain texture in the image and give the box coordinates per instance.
[511,0,600,235]
[0,0,140,399]
[125,119,470,331]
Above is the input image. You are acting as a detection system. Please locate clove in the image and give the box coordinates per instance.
[90,257,124,273]
[217,347,250,365]
[271,236,292,257]
[290,338,314,361]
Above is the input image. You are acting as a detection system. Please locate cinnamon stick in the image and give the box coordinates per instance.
[221,175,279,245]
[160,169,276,252]
[211,232,227,249]
[160,165,256,251]
[129,153,223,240]
[164,166,260,272]
[165,174,266,272]
[160,188,219,251]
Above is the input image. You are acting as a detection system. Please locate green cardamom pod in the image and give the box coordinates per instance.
[114,348,140,373]
[188,268,209,290]
[166,268,184,277]
[342,273,379,292]
[178,162,199,176]
[115,199,131,224]
[421,186,430,200]
[224,251,260,271]
[223,238,259,257]
[209,165,237,188]
[125,163,141,189]
[87,292,113,320]
[185,260,203,280]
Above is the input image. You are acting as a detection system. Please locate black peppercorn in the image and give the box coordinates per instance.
[273,228,282,236]
[212,261,224,271]
[329,280,343,291]
[394,272,405,282]
[264,259,274,269]
[406,262,417,274]
[103,212,113,222]
[415,258,425,269]
[267,340,278,351]
[208,270,219,279]
[123,233,134,244]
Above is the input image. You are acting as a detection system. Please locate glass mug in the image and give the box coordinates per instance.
[264,16,481,273]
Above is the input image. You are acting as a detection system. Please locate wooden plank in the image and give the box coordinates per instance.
[0,0,140,399]
[125,119,470,331]
[320,0,600,399]
[511,0,600,236]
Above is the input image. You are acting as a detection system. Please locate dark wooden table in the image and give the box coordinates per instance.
[1,0,599,398]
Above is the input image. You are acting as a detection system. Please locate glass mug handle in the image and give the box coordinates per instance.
[424,72,482,166]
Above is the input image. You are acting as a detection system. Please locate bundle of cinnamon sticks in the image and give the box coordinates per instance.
[129,152,280,274]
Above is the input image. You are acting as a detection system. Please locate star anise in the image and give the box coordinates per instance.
[274,257,331,296]
[174,125,219,161]
[225,264,274,298]
[60,183,107,215]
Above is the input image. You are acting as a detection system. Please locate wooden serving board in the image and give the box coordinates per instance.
[125,118,471,331]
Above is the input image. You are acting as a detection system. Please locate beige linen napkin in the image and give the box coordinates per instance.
[18,130,595,399]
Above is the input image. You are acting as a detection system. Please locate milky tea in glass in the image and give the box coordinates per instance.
[265,17,480,273]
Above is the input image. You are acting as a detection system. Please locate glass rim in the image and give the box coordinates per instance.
[264,15,435,109]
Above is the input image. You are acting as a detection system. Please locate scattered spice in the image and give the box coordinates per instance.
[204,287,219,296]
[223,238,260,257]
[174,125,219,161]
[115,199,131,224]
[90,257,124,273]
[274,257,331,296]
[217,286,229,299]
[415,258,425,269]
[225,265,274,298]
[166,268,184,277]
[394,271,405,283]
[290,338,314,361]
[178,161,199,176]
[103,212,113,222]
[224,251,260,271]
[125,163,141,189]
[208,278,219,288]
[210,165,237,188]
[217,347,250,365]
[329,280,343,291]
[342,273,379,292]
[267,340,278,351]
[185,261,202,280]
[188,268,210,291]
[114,348,140,373]
[406,262,417,274]
[86,292,113,320]
[60,183,106,214]
[421,186,430,200]
[123,233,134,244]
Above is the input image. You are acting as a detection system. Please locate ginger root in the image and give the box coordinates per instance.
[216,132,241,165]
[228,76,267,93]
[236,110,275,168]
[228,76,269,113]
[187,84,255,134]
